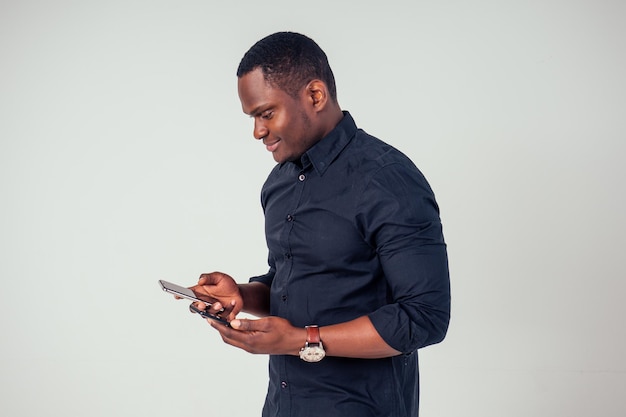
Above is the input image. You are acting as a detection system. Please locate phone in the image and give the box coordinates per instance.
[158,280,230,326]
[159,279,211,304]
[188,303,231,327]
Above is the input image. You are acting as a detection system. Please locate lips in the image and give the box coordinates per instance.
[263,138,280,152]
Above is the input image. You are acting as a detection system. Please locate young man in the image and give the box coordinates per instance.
[192,32,450,417]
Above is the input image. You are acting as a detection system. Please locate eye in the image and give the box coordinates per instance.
[260,110,273,120]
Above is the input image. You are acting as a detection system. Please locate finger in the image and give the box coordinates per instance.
[209,320,264,355]
[210,302,223,312]
[197,272,219,286]
[220,300,238,320]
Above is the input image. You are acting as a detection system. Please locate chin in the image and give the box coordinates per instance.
[273,152,294,164]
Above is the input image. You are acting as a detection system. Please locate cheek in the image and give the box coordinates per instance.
[271,114,291,137]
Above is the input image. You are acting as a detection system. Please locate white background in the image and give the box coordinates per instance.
[1,1,625,416]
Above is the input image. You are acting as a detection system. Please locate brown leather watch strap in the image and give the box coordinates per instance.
[305,325,321,344]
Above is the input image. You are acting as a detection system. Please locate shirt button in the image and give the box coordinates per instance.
[286,214,294,222]
[285,253,292,260]
[281,295,288,302]
[281,381,288,389]
[298,174,306,181]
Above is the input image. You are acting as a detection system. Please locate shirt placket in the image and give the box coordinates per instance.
[277,166,309,416]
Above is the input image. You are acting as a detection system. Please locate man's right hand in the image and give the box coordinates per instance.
[190,272,243,322]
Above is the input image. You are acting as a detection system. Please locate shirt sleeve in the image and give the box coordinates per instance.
[356,161,451,353]
[249,256,276,287]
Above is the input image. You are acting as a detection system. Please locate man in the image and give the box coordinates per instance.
[192,32,450,417]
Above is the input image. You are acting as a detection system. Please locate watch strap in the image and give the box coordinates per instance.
[305,325,321,345]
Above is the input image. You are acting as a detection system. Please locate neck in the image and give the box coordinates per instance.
[318,102,344,138]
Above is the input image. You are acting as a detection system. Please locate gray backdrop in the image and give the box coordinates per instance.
[1,0,624,416]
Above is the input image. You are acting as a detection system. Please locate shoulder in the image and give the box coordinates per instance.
[340,131,437,209]
[346,130,423,181]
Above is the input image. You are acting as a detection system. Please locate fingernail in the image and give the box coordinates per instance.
[230,319,241,329]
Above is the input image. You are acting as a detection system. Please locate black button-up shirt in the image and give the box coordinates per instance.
[251,112,450,417]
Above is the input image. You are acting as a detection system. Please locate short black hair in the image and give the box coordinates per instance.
[237,32,337,101]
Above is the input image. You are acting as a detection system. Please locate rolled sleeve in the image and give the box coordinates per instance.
[359,162,451,353]
[249,268,275,287]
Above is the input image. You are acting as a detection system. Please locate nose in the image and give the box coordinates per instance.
[253,118,269,140]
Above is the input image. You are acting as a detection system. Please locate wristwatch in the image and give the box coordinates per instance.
[299,325,326,362]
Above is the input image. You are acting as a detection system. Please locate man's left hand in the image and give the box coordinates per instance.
[209,316,306,356]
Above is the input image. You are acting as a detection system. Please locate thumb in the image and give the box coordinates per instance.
[230,318,257,331]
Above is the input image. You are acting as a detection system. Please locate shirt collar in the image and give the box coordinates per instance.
[298,111,357,176]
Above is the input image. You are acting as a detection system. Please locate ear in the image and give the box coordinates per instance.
[305,79,329,113]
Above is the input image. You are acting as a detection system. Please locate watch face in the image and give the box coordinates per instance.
[300,345,326,363]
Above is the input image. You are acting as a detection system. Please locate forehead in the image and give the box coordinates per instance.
[237,68,294,115]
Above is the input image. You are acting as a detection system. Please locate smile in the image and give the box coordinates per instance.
[263,138,280,152]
